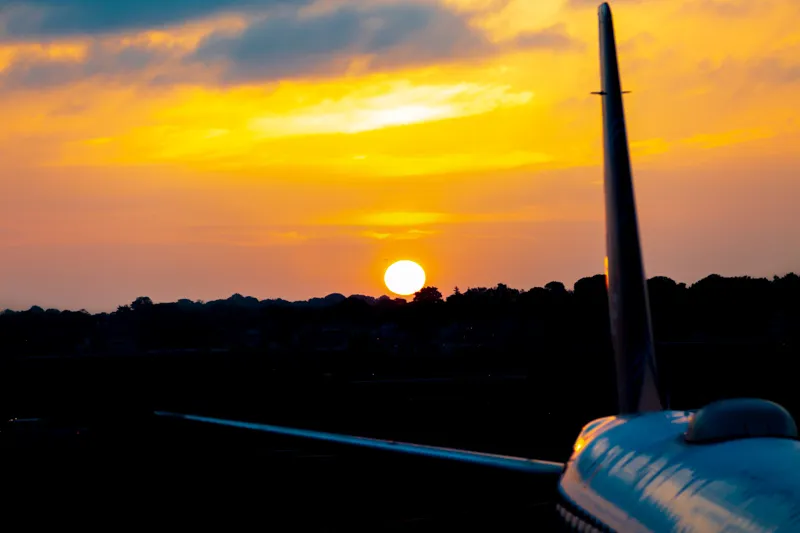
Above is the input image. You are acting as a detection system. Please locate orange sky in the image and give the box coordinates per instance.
[1,0,800,311]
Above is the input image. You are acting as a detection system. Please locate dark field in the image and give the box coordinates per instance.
[1,339,798,530]
[2,372,563,531]
[4,340,798,453]
[4,416,561,531]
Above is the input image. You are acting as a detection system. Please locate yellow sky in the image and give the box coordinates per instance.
[1,0,799,310]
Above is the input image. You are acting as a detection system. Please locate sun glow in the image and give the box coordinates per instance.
[247,82,532,139]
[384,260,426,296]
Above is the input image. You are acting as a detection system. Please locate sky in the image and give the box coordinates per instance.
[1,0,799,311]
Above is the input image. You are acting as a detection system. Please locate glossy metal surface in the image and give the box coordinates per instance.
[559,410,800,532]
[598,1,663,414]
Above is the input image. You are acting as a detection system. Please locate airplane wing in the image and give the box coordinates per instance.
[154,411,565,475]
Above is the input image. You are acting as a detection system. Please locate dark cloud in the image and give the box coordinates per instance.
[0,0,308,39]
[0,42,169,89]
[0,2,582,89]
[191,3,582,83]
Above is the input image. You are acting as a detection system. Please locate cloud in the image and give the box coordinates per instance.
[567,0,645,7]
[186,225,311,246]
[0,2,581,89]
[0,42,169,89]
[697,52,800,88]
[618,32,655,54]
[249,82,533,137]
[48,100,92,116]
[361,229,435,240]
[355,211,448,226]
[750,57,800,85]
[0,0,309,39]
[191,3,582,83]
[508,24,583,50]
[681,0,763,17]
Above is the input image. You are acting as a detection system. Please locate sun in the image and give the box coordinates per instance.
[384,260,426,296]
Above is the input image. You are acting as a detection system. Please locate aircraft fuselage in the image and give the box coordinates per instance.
[557,412,800,532]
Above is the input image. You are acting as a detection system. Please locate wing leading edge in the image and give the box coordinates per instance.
[154,411,564,475]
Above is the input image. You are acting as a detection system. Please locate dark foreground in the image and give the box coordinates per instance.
[2,414,560,531]
[2,338,796,530]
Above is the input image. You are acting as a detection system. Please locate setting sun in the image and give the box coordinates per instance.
[384,261,426,296]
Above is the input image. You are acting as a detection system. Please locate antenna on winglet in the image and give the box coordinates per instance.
[598,2,666,414]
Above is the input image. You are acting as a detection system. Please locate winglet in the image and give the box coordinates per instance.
[598,2,666,414]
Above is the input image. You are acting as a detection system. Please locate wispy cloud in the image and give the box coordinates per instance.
[187,225,311,246]
[0,0,308,39]
[679,127,774,149]
[750,56,800,85]
[0,41,169,89]
[190,3,581,84]
[681,0,765,18]
[361,229,436,240]
[249,81,533,137]
[566,0,646,7]
[0,2,581,89]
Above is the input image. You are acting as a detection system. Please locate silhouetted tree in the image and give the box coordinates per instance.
[131,297,154,312]
[493,283,520,304]
[545,281,567,294]
[414,286,443,304]
[447,287,464,307]
[573,275,606,297]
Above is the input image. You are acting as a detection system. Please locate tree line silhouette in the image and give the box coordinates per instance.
[3,273,799,359]
[1,272,800,459]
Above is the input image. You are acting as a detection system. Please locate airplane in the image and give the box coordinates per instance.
[12,2,800,531]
